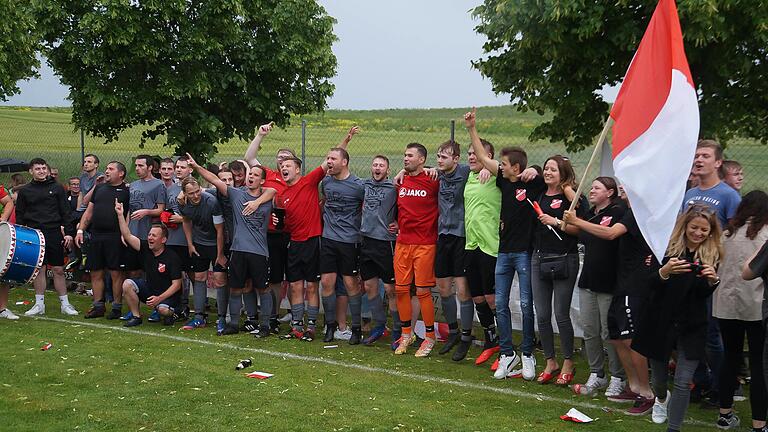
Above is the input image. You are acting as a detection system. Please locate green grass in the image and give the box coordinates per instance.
[0,288,736,431]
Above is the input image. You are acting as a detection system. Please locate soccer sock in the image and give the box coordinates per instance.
[416,289,435,338]
[93,300,105,308]
[58,295,70,306]
[475,301,497,345]
[111,302,121,311]
[258,291,272,328]
[228,294,243,328]
[193,280,207,320]
[290,303,304,330]
[322,291,337,325]
[369,294,386,327]
[243,291,258,320]
[391,307,402,333]
[36,294,45,304]
[395,288,412,334]
[216,286,229,318]
[270,289,278,319]
[307,305,319,330]
[460,300,474,342]
[349,293,362,328]
[181,277,190,307]
[440,293,458,328]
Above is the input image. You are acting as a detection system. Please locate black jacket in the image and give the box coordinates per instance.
[15,177,75,235]
[631,251,717,361]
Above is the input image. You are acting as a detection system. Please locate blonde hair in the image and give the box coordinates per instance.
[181,176,200,193]
[666,205,723,266]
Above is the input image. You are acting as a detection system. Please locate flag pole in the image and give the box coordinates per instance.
[566,116,614,213]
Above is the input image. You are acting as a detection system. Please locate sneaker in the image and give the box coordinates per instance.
[414,337,435,357]
[390,329,402,351]
[124,316,143,327]
[281,327,304,340]
[493,353,521,380]
[573,373,608,396]
[475,344,500,365]
[216,318,227,335]
[605,376,626,398]
[438,332,460,355]
[452,339,472,362]
[84,305,105,319]
[242,319,258,333]
[363,325,386,345]
[270,319,281,334]
[627,397,654,416]
[652,391,670,424]
[608,388,640,404]
[0,309,20,320]
[61,304,78,316]
[521,353,537,381]
[221,326,239,335]
[733,384,746,402]
[25,303,45,316]
[334,328,352,341]
[349,327,362,345]
[323,322,338,343]
[301,329,316,342]
[106,308,122,320]
[278,312,292,323]
[394,332,413,355]
[147,310,161,322]
[120,311,134,321]
[716,412,740,429]
[252,326,271,339]
[182,318,206,330]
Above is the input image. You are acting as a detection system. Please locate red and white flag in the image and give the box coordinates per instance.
[610,0,699,262]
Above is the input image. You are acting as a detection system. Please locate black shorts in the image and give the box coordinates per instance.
[359,237,395,284]
[86,233,125,271]
[319,238,360,276]
[126,278,180,311]
[190,243,220,273]
[121,246,142,272]
[608,295,647,340]
[41,228,65,267]
[286,236,320,283]
[465,248,497,297]
[167,245,194,272]
[267,232,289,284]
[434,234,467,278]
[228,251,269,290]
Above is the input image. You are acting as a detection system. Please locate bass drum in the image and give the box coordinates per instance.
[0,221,46,284]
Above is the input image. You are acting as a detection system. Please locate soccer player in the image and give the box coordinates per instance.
[393,143,440,357]
[187,154,276,337]
[17,158,78,316]
[76,161,131,319]
[204,167,236,334]
[126,155,166,274]
[277,127,358,341]
[159,158,192,318]
[0,184,18,320]
[721,160,743,192]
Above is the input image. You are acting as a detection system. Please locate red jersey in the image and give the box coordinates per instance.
[396,171,439,245]
[0,185,15,224]
[277,166,325,241]
[263,166,288,232]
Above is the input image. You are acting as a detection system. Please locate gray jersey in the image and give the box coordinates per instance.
[321,174,365,243]
[128,177,165,239]
[227,186,271,257]
[361,178,397,241]
[164,182,187,246]
[208,187,233,246]
[438,164,470,237]
[77,171,103,211]
[180,191,223,247]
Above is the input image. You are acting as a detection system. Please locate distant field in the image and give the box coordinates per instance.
[1,106,766,191]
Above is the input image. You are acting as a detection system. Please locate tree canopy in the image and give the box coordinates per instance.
[0,0,40,101]
[472,0,768,151]
[33,0,338,158]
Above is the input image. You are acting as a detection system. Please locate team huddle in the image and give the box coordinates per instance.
[1,107,768,432]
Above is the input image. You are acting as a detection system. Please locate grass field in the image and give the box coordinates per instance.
[2,106,767,191]
[0,288,742,431]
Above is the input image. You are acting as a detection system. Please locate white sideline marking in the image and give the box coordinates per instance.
[36,316,712,428]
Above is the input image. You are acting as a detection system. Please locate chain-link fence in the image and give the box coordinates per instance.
[1,107,767,193]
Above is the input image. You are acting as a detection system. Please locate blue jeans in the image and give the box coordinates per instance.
[495,251,534,356]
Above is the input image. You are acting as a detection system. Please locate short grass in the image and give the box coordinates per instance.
[0,288,738,431]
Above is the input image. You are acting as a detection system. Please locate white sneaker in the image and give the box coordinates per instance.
[334,328,352,341]
[605,376,626,398]
[521,353,536,381]
[61,303,79,316]
[0,309,20,320]
[493,352,521,379]
[651,390,670,424]
[24,303,46,316]
[573,372,608,395]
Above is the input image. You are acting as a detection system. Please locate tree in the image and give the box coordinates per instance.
[33,0,337,158]
[0,0,40,101]
[472,0,768,151]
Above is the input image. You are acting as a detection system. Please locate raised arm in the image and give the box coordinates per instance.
[321,126,360,170]
[244,122,274,166]
[115,199,141,251]
[464,107,499,174]
[186,153,228,197]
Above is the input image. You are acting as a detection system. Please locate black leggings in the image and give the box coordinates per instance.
[718,318,766,421]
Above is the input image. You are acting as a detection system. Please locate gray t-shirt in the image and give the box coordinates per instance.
[208,187,233,247]
[77,170,103,211]
[361,178,397,242]
[321,174,365,243]
[180,191,223,247]
[128,177,165,239]
[227,186,271,257]
[438,164,470,237]
[164,182,187,247]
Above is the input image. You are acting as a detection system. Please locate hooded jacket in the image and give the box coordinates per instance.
[15,177,74,235]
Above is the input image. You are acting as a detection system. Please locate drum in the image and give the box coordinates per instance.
[0,222,46,284]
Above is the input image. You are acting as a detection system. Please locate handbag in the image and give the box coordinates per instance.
[539,253,569,280]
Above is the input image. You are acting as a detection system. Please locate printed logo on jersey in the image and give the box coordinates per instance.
[399,188,427,198]
[550,199,562,209]
[158,263,166,273]
[515,189,526,201]
[600,216,613,226]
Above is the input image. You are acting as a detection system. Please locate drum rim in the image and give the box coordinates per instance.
[0,222,14,278]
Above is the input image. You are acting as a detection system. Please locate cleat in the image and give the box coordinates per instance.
[0,309,20,320]
[493,353,520,380]
[491,358,499,371]
[162,314,177,326]
[106,308,122,320]
[178,306,190,321]
[252,326,271,339]
[301,329,315,342]
[242,319,258,333]
[452,338,473,362]
[281,328,304,340]
[475,344,500,365]
[147,310,161,322]
[394,332,413,355]
[61,304,79,316]
[216,318,226,335]
[390,329,402,351]
[363,325,386,345]
[438,332,460,355]
[323,322,338,343]
[120,311,134,321]
[270,319,281,334]
[220,326,239,335]
[182,318,206,330]
[84,305,105,319]
[414,337,435,357]
[124,316,143,327]
[349,326,362,345]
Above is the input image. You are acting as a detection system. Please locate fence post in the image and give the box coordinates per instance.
[301,119,306,176]
[450,120,455,142]
[80,129,85,163]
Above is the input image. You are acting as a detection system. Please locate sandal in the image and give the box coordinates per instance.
[556,368,576,386]
[537,368,560,384]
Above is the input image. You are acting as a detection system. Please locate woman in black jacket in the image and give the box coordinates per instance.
[632,205,723,431]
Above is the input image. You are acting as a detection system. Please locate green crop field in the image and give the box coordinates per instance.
[0,289,729,431]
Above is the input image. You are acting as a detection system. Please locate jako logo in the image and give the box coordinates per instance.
[399,188,427,197]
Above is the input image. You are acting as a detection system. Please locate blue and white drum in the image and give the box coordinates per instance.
[0,221,46,284]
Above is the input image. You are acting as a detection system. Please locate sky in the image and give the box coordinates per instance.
[0,1,617,109]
